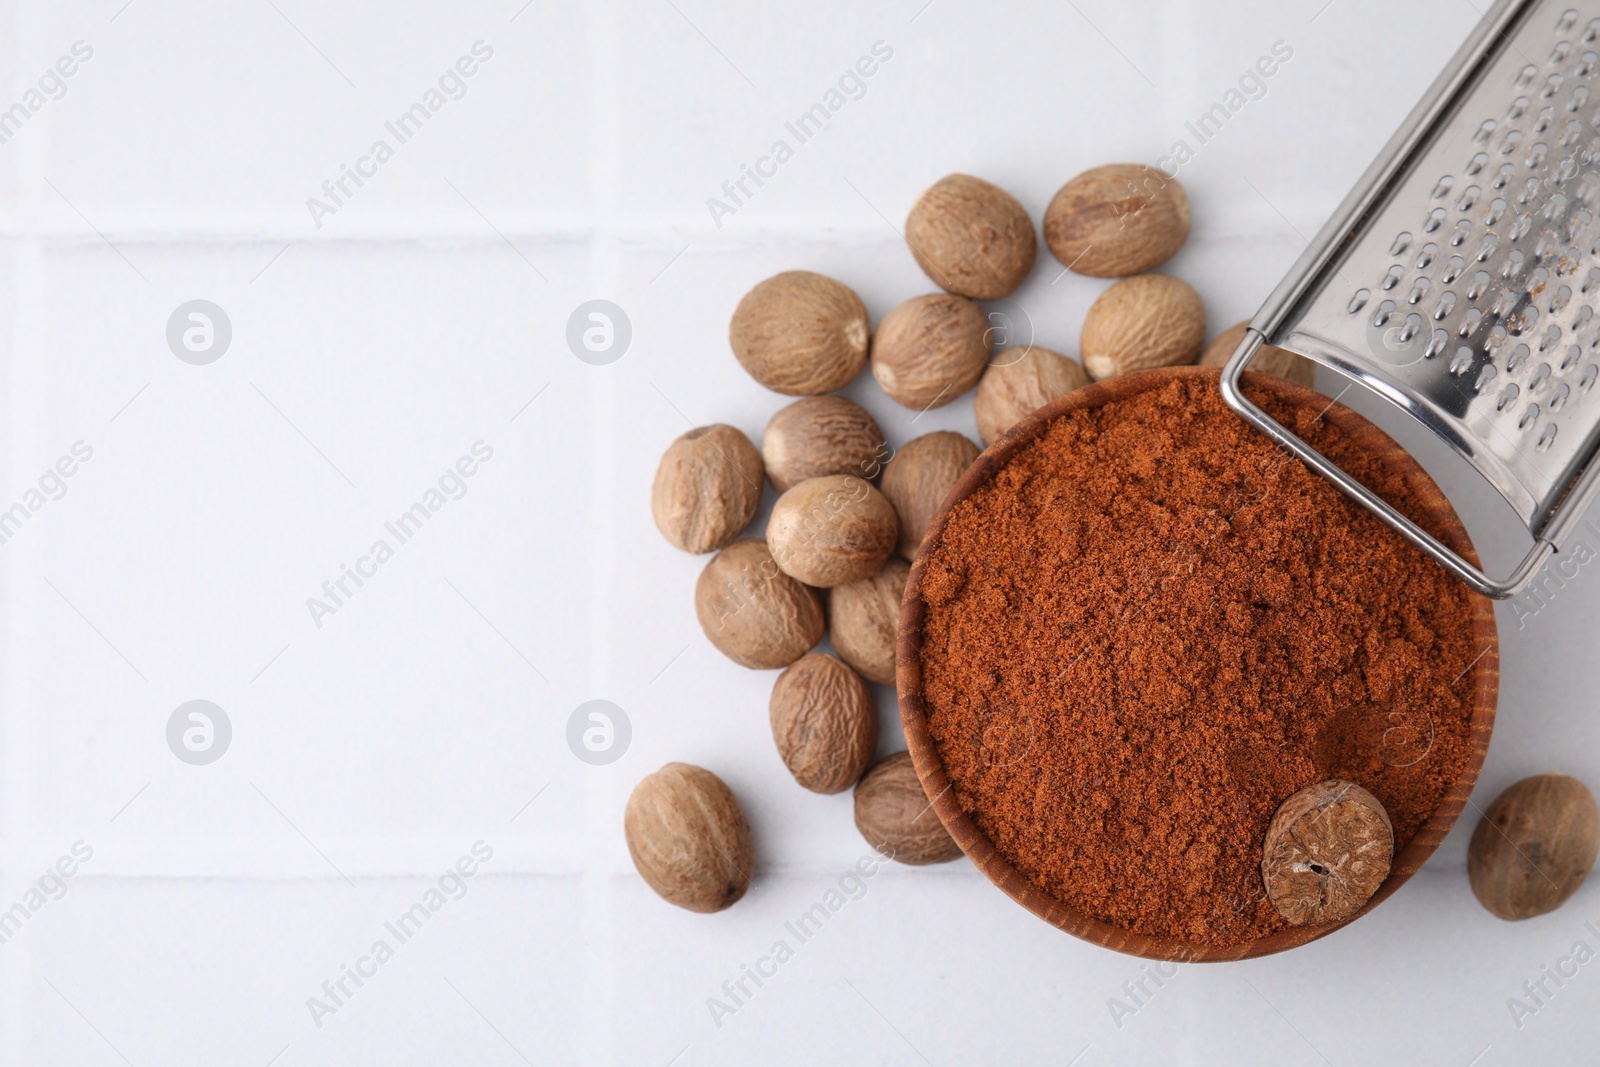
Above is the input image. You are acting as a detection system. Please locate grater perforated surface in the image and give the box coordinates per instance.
[1274,3,1600,532]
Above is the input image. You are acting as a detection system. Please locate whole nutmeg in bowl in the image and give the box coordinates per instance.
[625,762,755,913]
[695,538,824,669]
[974,346,1091,446]
[1044,163,1190,278]
[1080,274,1206,380]
[880,431,980,560]
[829,558,909,685]
[904,173,1037,300]
[854,752,963,865]
[761,395,886,493]
[1262,780,1393,926]
[1199,320,1317,389]
[651,424,764,554]
[1469,773,1599,921]
[769,653,877,794]
[767,475,898,587]
[871,294,991,410]
[729,271,870,395]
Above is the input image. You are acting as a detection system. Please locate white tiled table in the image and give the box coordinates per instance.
[1,1,1596,1063]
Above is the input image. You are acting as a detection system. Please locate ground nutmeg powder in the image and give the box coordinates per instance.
[917,375,1483,947]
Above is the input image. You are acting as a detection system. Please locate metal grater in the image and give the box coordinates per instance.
[1222,0,1600,598]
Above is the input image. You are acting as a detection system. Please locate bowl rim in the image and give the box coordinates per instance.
[895,366,1500,962]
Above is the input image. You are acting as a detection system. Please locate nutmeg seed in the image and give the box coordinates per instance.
[871,294,991,410]
[625,762,754,913]
[729,271,870,395]
[761,395,887,494]
[695,538,825,669]
[769,653,877,794]
[767,475,898,588]
[1199,320,1316,389]
[854,752,962,865]
[905,173,1037,300]
[1080,274,1206,380]
[974,346,1091,446]
[1261,779,1393,925]
[829,557,909,686]
[1469,773,1599,921]
[1044,163,1190,278]
[880,431,980,560]
[651,424,764,554]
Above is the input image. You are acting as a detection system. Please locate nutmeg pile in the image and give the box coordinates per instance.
[630,163,1323,915]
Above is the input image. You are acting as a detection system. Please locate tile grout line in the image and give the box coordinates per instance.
[0,220,1334,244]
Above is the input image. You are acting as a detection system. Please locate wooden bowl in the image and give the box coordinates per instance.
[896,366,1499,961]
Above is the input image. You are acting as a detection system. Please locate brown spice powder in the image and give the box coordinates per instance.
[917,376,1481,947]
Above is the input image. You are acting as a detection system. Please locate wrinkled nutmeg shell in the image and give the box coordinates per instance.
[769,653,877,794]
[1080,274,1206,381]
[854,752,963,865]
[1262,779,1393,925]
[829,558,909,686]
[625,762,755,913]
[729,271,870,395]
[974,346,1091,446]
[871,294,991,410]
[1469,773,1599,921]
[880,431,980,560]
[762,396,887,494]
[1199,321,1316,389]
[651,424,764,554]
[767,475,898,588]
[694,538,825,669]
[1044,163,1190,278]
[905,173,1037,300]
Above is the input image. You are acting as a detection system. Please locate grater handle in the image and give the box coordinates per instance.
[1219,329,1555,599]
